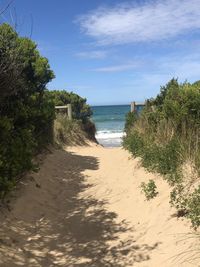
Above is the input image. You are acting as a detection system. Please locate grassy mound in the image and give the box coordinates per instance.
[54,114,97,146]
[124,78,200,228]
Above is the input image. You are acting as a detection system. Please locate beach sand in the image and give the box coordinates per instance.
[0,143,199,267]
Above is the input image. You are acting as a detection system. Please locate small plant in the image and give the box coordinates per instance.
[141,179,158,200]
[186,186,200,229]
[170,184,189,219]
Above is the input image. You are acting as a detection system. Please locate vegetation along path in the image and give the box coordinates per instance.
[0,143,199,267]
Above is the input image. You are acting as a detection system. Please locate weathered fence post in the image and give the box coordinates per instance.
[130,101,145,114]
[67,104,72,120]
[131,102,135,112]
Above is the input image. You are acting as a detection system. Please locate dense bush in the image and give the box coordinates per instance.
[124,78,200,227]
[124,132,182,185]
[0,24,55,197]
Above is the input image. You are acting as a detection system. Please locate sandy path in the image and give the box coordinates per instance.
[0,144,199,267]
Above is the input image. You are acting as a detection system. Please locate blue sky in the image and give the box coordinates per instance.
[1,0,200,105]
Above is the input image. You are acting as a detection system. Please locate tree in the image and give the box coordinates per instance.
[0,24,55,196]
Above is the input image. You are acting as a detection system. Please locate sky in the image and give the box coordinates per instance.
[1,0,200,105]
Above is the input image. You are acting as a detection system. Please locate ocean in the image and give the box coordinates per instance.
[91,105,130,147]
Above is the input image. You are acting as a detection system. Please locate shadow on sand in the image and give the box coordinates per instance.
[0,148,160,266]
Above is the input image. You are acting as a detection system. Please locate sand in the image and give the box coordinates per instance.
[0,143,199,267]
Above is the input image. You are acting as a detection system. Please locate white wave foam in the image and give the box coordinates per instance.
[96,130,126,147]
[96,131,125,139]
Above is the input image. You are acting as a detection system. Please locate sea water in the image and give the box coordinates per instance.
[91,105,130,147]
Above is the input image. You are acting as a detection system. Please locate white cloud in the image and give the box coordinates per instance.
[92,63,138,72]
[76,50,107,59]
[78,0,200,45]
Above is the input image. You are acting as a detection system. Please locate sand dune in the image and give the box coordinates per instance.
[0,143,199,267]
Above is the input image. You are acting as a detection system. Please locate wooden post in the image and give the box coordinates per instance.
[67,104,72,120]
[131,102,135,112]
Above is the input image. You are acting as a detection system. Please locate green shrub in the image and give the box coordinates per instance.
[170,185,200,228]
[123,130,145,157]
[186,186,200,229]
[141,179,158,200]
[170,184,187,210]
[124,131,182,185]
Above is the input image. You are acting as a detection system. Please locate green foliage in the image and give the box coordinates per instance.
[124,131,182,185]
[152,139,182,182]
[170,184,200,228]
[141,179,158,200]
[153,78,179,108]
[186,186,200,229]
[0,24,55,197]
[170,184,187,211]
[123,131,144,157]
[124,78,200,227]
[124,112,138,134]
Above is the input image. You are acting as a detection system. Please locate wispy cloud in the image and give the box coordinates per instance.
[78,0,200,45]
[76,50,107,59]
[92,63,138,72]
[125,52,200,98]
